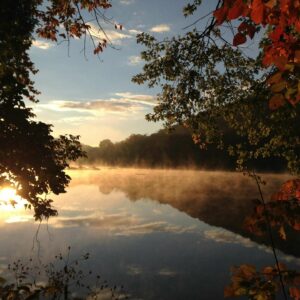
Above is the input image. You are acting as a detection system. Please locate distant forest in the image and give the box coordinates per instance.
[78,127,286,172]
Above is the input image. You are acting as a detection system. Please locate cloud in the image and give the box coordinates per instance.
[32,40,53,50]
[128,29,142,35]
[128,55,142,66]
[150,24,171,33]
[120,0,135,5]
[39,93,156,116]
[88,23,132,45]
[115,92,156,105]
[60,99,137,113]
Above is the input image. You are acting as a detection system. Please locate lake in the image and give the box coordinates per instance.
[0,169,299,299]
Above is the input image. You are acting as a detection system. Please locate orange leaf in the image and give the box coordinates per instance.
[289,287,300,300]
[224,286,235,298]
[278,226,286,240]
[213,6,228,25]
[269,94,285,110]
[267,72,282,85]
[251,0,265,24]
[294,223,300,230]
[270,81,286,92]
[265,0,277,9]
[274,56,289,70]
[294,50,300,63]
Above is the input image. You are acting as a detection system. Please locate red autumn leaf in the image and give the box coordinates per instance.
[295,20,300,33]
[227,0,245,20]
[269,27,284,42]
[247,24,256,39]
[233,32,247,46]
[289,287,300,300]
[251,0,265,24]
[238,21,248,32]
[213,6,228,25]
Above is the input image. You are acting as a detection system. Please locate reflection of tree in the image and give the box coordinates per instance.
[86,169,300,257]
[0,247,128,299]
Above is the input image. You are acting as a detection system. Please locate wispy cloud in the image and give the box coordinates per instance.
[115,92,155,105]
[39,92,156,116]
[128,29,142,35]
[32,40,53,50]
[120,0,135,5]
[60,99,136,112]
[88,23,132,45]
[150,24,171,33]
[128,55,142,66]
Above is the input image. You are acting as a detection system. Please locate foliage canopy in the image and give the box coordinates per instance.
[132,0,300,174]
[0,0,115,219]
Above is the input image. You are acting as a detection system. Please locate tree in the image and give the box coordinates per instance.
[0,0,115,220]
[132,1,300,298]
[132,0,300,175]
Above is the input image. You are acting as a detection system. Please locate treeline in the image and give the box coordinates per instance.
[78,127,286,171]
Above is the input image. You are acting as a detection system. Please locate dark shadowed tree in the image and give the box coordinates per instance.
[0,0,115,220]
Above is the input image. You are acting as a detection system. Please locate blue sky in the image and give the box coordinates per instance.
[29,0,215,146]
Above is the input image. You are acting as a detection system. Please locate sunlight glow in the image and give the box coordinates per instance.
[0,188,27,212]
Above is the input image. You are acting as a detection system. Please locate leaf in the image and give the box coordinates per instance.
[224,286,235,297]
[294,50,300,63]
[213,6,228,25]
[278,226,286,240]
[265,0,277,9]
[228,0,245,20]
[233,32,247,46]
[267,72,282,85]
[270,81,286,92]
[289,287,300,300]
[269,94,285,110]
[251,0,265,24]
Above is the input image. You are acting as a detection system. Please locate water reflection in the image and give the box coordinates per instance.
[0,169,298,300]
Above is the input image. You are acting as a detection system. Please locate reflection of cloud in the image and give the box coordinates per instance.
[127,265,143,275]
[32,40,53,50]
[87,289,129,300]
[52,213,195,236]
[158,268,177,277]
[204,229,256,248]
[150,24,171,33]
[204,228,300,265]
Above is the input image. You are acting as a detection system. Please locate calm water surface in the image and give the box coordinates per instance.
[0,169,299,299]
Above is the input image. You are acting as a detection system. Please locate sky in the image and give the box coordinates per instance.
[29,0,214,146]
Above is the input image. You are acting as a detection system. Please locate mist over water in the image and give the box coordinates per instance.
[0,169,297,299]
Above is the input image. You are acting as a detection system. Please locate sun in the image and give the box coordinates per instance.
[0,188,17,203]
[0,187,26,211]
